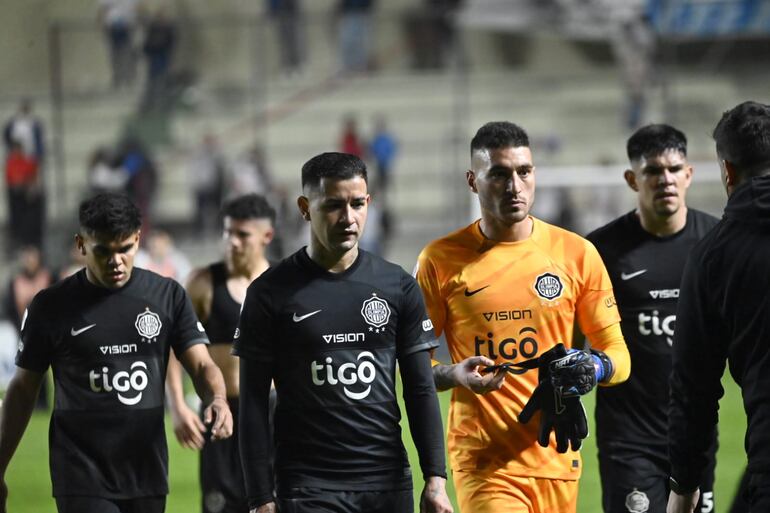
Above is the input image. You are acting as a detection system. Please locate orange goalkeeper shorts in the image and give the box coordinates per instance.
[453,468,579,513]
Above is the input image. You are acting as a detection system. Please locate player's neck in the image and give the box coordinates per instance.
[637,207,688,237]
[480,215,533,242]
[228,256,269,281]
[307,244,359,273]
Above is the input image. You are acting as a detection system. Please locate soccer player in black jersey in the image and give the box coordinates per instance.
[667,102,770,512]
[586,124,719,513]
[166,194,275,513]
[0,193,233,513]
[234,152,453,513]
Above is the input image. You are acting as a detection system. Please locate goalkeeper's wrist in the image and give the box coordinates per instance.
[590,350,613,383]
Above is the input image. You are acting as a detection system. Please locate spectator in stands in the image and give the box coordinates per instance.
[336,0,374,72]
[230,144,274,198]
[116,137,158,236]
[141,6,177,111]
[135,229,192,284]
[369,115,398,193]
[267,0,305,77]
[189,133,226,235]
[88,146,129,195]
[98,0,140,89]
[2,245,52,409]
[4,141,44,251]
[339,115,364,158]
[3,99,45,165]
[611,13,656,130]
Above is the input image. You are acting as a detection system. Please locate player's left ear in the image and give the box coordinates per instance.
[623,169,638,192]
[722,159,739,193]
[297,196,310,221]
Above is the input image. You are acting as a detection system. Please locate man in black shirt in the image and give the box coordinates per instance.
[166,194,275,513]
[234,152,452,513]
[667,102,770,512]
[0,193,232,513]
[587,124,719,513]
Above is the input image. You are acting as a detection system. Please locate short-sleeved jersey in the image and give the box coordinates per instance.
[233,248,438,492]
[587,209,718,450]
[15,268,208,499]
[415,217,620,480]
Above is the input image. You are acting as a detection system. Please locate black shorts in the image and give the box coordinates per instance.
[276,487,413,513]
[598,447,715,513]
[55,496,165,513]
[200,398,247,513]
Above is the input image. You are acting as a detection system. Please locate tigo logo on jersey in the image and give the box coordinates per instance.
[89,361,149,406]
[135,308,162,342]
[534,273,563,300]
[311,351,376,400]
[361,294,391,330]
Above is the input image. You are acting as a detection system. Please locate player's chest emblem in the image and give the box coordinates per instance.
[135,308,162,342]
[533,272,563,300]
[361,294,391,332]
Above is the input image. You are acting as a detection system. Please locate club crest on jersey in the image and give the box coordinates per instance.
[135,308,162,342]
[361,294,391,330]
[625,489,650,513]
[534,273,563,300]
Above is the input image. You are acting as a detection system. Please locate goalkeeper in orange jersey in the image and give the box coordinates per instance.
[415,121,631,513]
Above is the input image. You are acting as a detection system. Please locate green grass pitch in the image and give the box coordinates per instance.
[5,374,746,512]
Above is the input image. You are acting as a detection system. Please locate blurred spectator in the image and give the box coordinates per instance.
[88,146,129,194]
[3,99,45,164]
[116,138,158,234]
[268,0,305,77]
[337,0,374,72]
[141,6,177,111]
[2,245,52,409]
[4,141,44,251]
[339,116,364,158]
[57,240,87,280]
[98,0,140,89]
[135,229,192,284]
[612,13,657,130]
[230,144,273,197]
[189,133,226,234]
[369,115,398,192]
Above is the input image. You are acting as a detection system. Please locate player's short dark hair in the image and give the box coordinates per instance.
[627,124,687,162]
[470,122,530,156]
[221,193,276,224]
[713,101,770,178]
[79,193,142,239]
[301,152,367,190]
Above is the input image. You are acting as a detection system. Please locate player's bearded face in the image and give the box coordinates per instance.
[302,176,370,256]
[631,150,693,218]
[78,230,140,289]
[471,146,535,226]
[223,217,273,269]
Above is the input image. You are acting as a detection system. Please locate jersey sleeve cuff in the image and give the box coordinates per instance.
[399,339,439,358]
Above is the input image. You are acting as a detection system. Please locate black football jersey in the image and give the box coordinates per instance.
[204,261,242,344]
[233,249,438,491]
[587,209,718,449]
[15,268,208,498]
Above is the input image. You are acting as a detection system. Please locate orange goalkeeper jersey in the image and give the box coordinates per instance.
[416,217,623,480]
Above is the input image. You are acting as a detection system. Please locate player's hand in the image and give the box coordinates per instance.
[419,476,453,513]
[550,348,597,396]
[666,489,700,513]
[203,396,233,441]
[251,501,276,513]
[170,402,206,450]
[451,356,506,394]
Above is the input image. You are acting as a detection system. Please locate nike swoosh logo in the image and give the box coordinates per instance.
[621,269,647,281]
[70,324,96,336]
[464,285,490,297]
[293,310,322,322]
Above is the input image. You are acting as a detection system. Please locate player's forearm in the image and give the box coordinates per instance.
[401,351,448,479]
[189,361,227,405]
[0,372,42,476]
[432,363,459,391]
[586,323,630,385]
[164,352,187,411]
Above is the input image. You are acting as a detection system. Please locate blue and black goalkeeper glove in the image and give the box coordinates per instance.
[518,344,590,453]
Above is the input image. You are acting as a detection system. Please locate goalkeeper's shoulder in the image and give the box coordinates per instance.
[585,323,630,386]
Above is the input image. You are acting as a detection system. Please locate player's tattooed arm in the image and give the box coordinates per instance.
[419,476,453,513]
[251,502,276,513]
[432,356,506,393]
